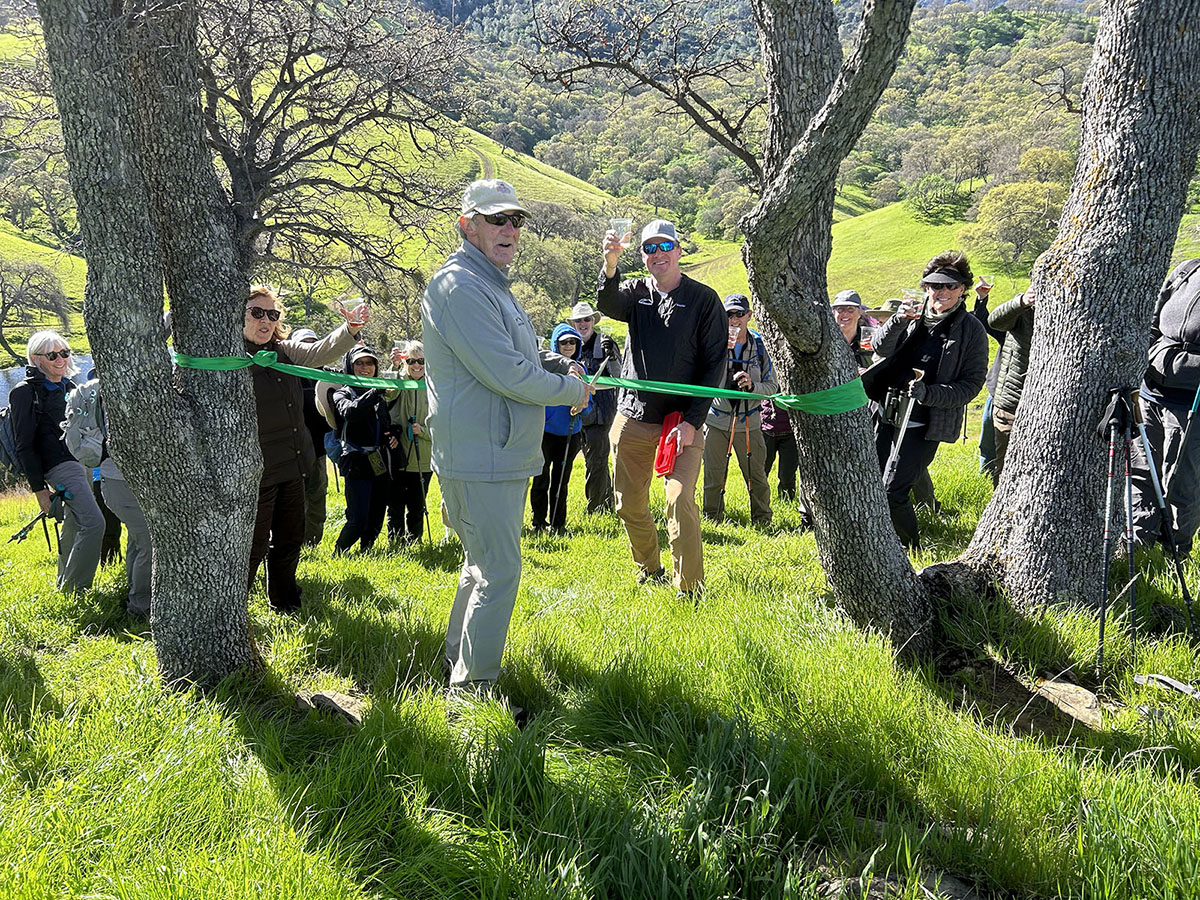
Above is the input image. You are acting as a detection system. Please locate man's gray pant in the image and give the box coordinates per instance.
[581,421,614,513]
[1132,395,1200,552]
[441,477,527,686]
[303,454,329,546]
[702,422,773,524]
[45,460,105,593]
[100,472,152,616]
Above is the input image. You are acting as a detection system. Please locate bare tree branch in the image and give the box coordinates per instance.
[524,0,765,186]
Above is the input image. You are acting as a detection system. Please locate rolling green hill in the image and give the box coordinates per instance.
[682,200,1034,309]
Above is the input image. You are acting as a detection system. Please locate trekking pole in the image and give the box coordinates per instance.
[1096,419,1120,678]
[741,403,756,505]
[882,389,917,488]
[7,487,67,553]
[962,403,969,442]
[1132,391,1198,635]
[1123,406,1139,644]
[8,510,48,548]
[1175,380,1200,466]
[550,358,608,530]
[718,397,740,515]
[409,415,433,544]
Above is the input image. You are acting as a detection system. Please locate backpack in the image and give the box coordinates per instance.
[62,378,105,468]
[0,382,44,487]
[0,404,23,485]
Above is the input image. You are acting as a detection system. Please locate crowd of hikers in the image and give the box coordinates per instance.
[4,177,1200,708]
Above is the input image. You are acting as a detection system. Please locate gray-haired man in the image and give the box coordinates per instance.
[422,179,592,697]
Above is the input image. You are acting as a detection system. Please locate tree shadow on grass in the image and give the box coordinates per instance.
[220,629,932,900]
[904,568,1200,773]
[294,572,448,695]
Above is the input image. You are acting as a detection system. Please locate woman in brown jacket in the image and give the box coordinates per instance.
[244,285,366,611]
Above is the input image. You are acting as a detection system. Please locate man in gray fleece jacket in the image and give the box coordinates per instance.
[421,179,592,697]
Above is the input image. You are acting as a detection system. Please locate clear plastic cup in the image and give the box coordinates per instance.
[609,218,633,249]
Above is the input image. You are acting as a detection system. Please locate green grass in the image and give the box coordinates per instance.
[680,202,1033,310]
[3,415,1200,898]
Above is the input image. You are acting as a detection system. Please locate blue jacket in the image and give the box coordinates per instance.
[544,323,593,436]
[421,240,587,481]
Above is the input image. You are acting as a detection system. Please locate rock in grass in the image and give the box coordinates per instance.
[295,690,366,728]
[1033,677,1102,729]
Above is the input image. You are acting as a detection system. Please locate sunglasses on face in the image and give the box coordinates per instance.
[407,358,425,366]
[727,311,747,319]
[480,212,527,229]
[558,340,578,348]
[642,240,677,255]
[37,349,72,361]
[246,306,282,321]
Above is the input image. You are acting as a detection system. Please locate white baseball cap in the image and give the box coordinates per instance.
[460,179,529,216]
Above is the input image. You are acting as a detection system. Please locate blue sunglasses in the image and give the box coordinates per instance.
[642,240,677,255]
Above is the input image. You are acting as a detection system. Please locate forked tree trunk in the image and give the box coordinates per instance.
[946,0,1200,609]
[742,0,931,647]
[37,0,260,685]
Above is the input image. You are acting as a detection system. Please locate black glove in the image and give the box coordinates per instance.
[600,335,618,359]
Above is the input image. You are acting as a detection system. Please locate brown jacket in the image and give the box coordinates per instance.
[248,324,357,485]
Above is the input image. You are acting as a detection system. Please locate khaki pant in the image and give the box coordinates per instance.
[992,407,1016,485]
[702,422,772,525]
[610,414,705,592]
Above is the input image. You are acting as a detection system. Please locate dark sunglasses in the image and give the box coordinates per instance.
[558,339,579,345]
[246,306,282,321]
[727,310,747,319]
[481,212,527,228]
[407,358,425,366]
[642,240,677,255]
[37,349,72,360]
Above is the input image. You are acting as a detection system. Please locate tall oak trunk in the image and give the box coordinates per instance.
[951,0,1200,610]
[37,0,260,684]
[743,0,931,647]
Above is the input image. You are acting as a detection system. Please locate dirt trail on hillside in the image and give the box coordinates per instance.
[684,250,741,279]
[469,147,494,180]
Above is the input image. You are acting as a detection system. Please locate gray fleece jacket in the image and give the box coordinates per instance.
[421,239,587,481]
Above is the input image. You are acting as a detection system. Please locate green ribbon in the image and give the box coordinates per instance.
[172,350,867,415]
[593,375,866,415]
[172,350,423,390]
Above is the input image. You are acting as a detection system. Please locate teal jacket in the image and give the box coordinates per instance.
[421,240,586,481]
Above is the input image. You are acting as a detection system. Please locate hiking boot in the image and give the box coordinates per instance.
[637,567,668,586]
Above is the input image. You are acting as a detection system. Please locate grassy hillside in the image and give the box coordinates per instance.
[2,421,1200,898]
[681,201,1035,309]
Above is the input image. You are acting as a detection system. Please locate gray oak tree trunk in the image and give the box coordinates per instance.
[36,0,260,685]
[944,0,1200,611]
[741,0,932,647]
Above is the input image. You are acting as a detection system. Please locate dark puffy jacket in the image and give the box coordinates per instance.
[247,324,356,486]
[1146,259,1200,401]
[334,384,390,478]
[874,304,989,443]
[988,294,1035,415]
[9,367,75,492]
